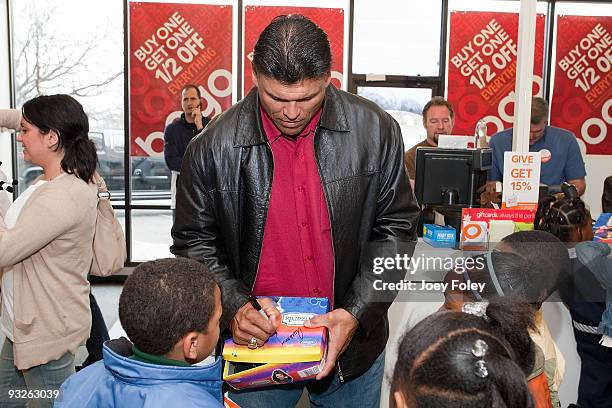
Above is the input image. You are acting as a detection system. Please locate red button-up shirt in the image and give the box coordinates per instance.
[252,106,334,303]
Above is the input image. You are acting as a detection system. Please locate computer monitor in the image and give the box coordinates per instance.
[414,147,492,207]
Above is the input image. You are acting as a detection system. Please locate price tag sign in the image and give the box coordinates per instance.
[502,151,541,210]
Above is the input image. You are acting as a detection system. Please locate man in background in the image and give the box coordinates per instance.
[488,97,586,196]
[163,85,210,220]
[404,96,455,189]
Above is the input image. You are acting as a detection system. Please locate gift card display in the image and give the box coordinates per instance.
[460,208,536,249]
[461,220,488,250]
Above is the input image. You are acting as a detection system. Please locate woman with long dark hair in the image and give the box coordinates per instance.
[0,95,98,408]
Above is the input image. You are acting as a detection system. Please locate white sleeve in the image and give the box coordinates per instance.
[0,168,10,218]
[0,109,21,131]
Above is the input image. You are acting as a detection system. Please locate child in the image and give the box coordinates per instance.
[443,231,570,407]
[391,296,535,408]
[55,258,224,407]
[496,230,570,407]
[536,189,612,408]
[575,241,612,346]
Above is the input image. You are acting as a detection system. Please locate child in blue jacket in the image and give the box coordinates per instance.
[576,241,612,346]
[55,258,224,407]
[535,188,612,408]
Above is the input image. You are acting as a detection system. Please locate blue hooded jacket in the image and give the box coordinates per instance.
[576,241,612,337]
[54,338,224,408]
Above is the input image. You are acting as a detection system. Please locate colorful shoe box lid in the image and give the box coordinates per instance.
[593,213,612,243]
[222,297,329,364]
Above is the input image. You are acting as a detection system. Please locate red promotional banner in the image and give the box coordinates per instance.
[550,16,612,155]
[129,2,233,157]
[243,6,345,95]
[447,12,545,136]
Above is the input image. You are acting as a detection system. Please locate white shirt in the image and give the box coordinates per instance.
[1,180,47,341]
[0,168,10,218]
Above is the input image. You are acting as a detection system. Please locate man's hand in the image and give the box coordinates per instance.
[304,308,359,380]
[230,297,280,347]
[192,106,204,130]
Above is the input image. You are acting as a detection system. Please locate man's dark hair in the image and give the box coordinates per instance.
[182,84,201,99]
[530,97,549,124]
[119,258,218,355]
[252,14,331,84]
[422,96,455,120]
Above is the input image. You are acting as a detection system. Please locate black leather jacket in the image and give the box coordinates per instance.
[171,85,420,381]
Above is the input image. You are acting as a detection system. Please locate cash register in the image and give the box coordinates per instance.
[414,147,493,238]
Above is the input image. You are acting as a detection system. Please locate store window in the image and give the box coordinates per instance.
[352,0,442,76]
[11,0,123,195]
[357,87,433,149]
[351,0,445,147]
[130,209,173,261]
[10,0,174,264]
[12,0,125,195]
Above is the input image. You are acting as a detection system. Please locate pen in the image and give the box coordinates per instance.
[249,295,270,320]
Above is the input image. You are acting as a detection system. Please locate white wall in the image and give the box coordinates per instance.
[583,155,612,219]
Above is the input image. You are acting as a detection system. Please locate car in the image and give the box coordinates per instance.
[18,128,171,201]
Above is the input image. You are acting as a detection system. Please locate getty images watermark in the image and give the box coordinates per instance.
[371,253,487,293]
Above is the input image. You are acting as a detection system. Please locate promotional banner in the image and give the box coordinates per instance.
[129,2,233,157]
[447,11,546,136]
[550,15,612,155]
[243,6,345,95]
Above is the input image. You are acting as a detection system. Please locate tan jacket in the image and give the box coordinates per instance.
[0,173,97,369]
